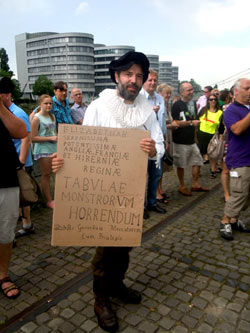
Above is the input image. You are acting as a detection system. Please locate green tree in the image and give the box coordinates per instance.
[189,78,202,93]
[0,48,13,77]
[32,75,54,96]
[0,47,21,100]
[12,78,22,100]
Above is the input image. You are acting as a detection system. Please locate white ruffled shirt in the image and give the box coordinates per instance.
[83,89,165,163]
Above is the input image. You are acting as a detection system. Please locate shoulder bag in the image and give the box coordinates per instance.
[207,130,225,160]
[17,168,39,206]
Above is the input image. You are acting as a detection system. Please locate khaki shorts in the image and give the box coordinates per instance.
[173,143,203,168]
[0,187,19,243]
[224,167,250,218]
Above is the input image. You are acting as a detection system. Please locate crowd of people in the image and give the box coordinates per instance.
[1,51,250,332]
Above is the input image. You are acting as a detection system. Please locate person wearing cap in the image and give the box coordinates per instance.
[0,78,34,238]
[0,77,27,299]
[52,51,165,332]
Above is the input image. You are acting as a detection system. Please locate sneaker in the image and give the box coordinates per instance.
[220,222,233,240]
[232,220,250,233]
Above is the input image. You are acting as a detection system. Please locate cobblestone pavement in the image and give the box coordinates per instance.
[1,165,250,332]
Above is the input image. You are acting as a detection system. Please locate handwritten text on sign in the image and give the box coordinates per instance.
[51,125,149,247]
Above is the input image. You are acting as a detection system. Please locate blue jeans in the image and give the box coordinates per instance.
[146,159,162,207]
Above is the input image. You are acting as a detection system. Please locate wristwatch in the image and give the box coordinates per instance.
[190,120,193,126]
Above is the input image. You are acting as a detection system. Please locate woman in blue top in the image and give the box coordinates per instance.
[31,95,57,208]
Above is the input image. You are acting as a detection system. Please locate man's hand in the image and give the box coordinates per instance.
[140,138,156,157]
[51,153,64,173]
[192,120,200,127]
[153,105,160,113]
[171,120,179,129]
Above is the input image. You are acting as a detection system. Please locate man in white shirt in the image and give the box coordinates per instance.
[196,85,213,114]
[84,52,164,332]
[53,51,164,332]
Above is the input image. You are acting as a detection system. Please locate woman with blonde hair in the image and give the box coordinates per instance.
[31,95,57,208]
[156,83,179,202]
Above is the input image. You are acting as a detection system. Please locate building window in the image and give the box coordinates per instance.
[28,66,51,73]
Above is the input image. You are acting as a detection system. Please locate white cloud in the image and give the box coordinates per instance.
[147,0,250,36]
[196,0,250,36]
[160,45,250,89]
[75,2,89,16]
[0,0,50,13]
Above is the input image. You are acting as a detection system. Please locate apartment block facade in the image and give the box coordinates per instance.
[15,32,95,100]
[15,32,179,98]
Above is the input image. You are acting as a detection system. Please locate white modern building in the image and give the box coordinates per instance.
[15,32,95,100]
[15,32,179,98]
[159,61,179,94]
[146,54,159,72]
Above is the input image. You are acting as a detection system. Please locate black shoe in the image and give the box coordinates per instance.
[94,297,118,333]
[231,220,250,233]
[143,208,150,219]
[113,286,142,304]
[220,222,233,240]
[210,171,216,179]
[147,204,166,214]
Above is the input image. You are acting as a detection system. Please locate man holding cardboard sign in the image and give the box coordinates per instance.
[52,51,164,332]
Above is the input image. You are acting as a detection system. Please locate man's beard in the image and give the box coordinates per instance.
[117,81,141,102]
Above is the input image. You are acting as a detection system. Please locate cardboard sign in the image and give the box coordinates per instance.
[51,124,149,247]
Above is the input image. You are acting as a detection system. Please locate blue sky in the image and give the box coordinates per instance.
[1,0,250,89]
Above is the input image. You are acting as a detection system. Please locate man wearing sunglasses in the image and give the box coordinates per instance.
[196,85,213,114]
[171,81,209,196]
[70,88,88,125]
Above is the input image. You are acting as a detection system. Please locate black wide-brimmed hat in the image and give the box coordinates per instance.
[109,51,149,84]
[0,76,15,94]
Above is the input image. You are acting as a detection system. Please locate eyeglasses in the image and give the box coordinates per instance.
[209,98,217,101]
[74,93,82,96]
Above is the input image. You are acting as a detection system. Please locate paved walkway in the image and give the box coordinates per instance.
[1,165,250,333]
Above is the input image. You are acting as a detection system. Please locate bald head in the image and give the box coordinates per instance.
[180,82,194,102]
[71,88,83,105]
[234,78,250,105]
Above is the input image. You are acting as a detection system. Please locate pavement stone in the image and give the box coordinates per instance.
[1,165,250,333]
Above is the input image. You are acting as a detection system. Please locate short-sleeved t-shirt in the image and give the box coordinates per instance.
[0,118,19,188]
[171,100,197,145]
[9,103,33,167]
[224,101,250,169]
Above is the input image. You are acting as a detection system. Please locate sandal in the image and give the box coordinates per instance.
[161,193,170,200]
[15,224,35,238]
[0,276,20,299]
[156,197,169,204]
[210,171,216,179]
